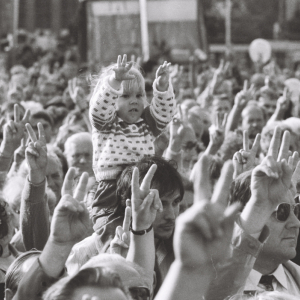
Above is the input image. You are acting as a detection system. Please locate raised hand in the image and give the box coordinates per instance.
[68,78,88,111]
[112,54,135,82]
[50,168,90,246]
[234,80,255,109]
[25,122,47,184]
[0,104,30,156]
[175,154,241,267]
[131,165,163,231]
[156,61,171,92]
[276,87,291,113]
[110,206,131,257]
[233,130,261,178]
[210,59,230,94]
[251,127,293,211]
[205,112,227,155]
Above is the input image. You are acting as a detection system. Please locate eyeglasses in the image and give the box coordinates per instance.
[129,287,150,300]
[274,202,300,222]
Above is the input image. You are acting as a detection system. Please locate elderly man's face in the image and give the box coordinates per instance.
[152,189,181,240]
[242,107,264,139]
[65,140,93,177]
[257,190,300,266]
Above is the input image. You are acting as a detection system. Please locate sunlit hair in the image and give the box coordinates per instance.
[91,62,146,100]
[230,291,300,300]
[43,266,130,300]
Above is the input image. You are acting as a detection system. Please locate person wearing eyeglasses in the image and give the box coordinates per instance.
[207,127,300,299]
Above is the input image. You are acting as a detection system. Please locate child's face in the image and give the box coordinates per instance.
[116,87,145,124]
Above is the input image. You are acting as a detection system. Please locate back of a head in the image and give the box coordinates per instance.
[64,132,92,151]
[5,250,41,296]
[43,266,129,300]
[229,170,252,210]
[117,156,184,207]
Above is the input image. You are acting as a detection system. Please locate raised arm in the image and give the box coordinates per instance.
[21,122,49,251]
[225,80,254,135]
[145,61,176,136]
[267,87,291,124]
[89,54,134,131]
[127,164,162,283]
[13,169,90,300]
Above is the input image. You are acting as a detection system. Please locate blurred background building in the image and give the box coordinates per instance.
[1,0,300,66]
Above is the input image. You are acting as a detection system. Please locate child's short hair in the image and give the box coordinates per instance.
[92,62,145,98]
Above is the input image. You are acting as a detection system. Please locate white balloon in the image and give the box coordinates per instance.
[249,39,272,64]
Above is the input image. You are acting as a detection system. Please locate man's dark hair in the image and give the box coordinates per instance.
[229,169,252,211]
[31,110,54,128]
[116,156,184,208]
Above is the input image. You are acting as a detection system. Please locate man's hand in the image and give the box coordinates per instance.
[205,112,227,155]
[175,155,241,268]
[251,127,293,211]
[0,104,30,156]
[25,123,47,185]
[50,168,90,246]
[210,59,230,94]
[110,206,131,258]
[233,130,261,178]
[156,61,171,92]
[234,80,255,109]
[130,164,163,231]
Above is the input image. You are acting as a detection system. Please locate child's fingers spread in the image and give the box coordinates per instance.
[23,110,31,123]
[7,120,17,133]
[26,123,38,142]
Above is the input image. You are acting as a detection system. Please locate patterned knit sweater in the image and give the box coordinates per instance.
[89,77,176,181]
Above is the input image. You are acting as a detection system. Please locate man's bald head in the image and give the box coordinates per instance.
[241,104,265,139]
[64,132,93,177]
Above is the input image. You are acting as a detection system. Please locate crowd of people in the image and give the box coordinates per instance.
[1,29,300,300]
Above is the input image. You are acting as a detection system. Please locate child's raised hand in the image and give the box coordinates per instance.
[112,54,135,82]
[156,61,171,92]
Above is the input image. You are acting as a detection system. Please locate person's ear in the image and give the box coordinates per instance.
[5,288,14,300]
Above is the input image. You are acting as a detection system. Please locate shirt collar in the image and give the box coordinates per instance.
[272,264,288,290]
[244,265,288,292]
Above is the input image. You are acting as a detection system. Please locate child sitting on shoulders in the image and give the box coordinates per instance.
[89,54,176,231]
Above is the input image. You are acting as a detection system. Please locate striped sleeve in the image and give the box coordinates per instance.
[89,77,123,131]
